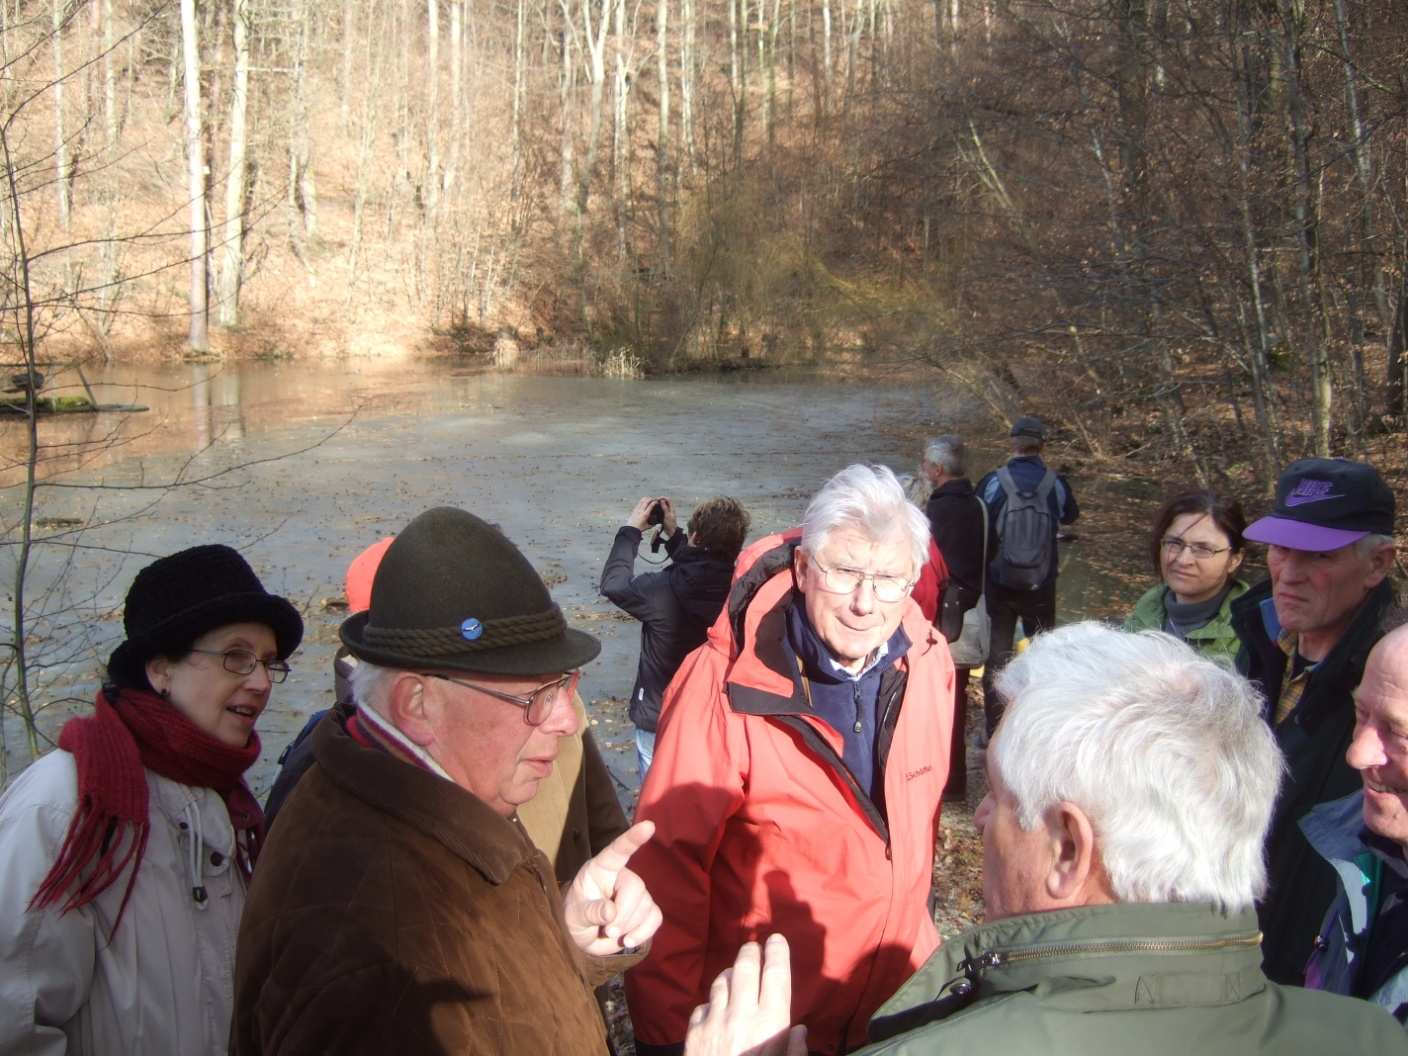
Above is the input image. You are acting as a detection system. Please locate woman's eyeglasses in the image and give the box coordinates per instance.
[1160,536,1230,561]
[188,648,291,683]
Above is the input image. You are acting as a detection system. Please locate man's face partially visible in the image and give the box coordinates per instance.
[1266,542,1388,641]
[974,748,1055,921]
[1349,632,1408,848]
[795,527,914,668]
[427,671,581,816]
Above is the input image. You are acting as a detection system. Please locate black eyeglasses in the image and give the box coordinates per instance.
[424,670,581,726]
[188,648,291,684]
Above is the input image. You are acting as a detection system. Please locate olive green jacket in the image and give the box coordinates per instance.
[857,902,1408,1055]
[1122,579,1248,664]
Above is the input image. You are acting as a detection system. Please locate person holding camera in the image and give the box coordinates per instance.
[601,496,750,780]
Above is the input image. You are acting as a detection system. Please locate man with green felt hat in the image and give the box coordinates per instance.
[233,507,662,1056]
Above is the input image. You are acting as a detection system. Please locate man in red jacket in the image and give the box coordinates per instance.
[626,464,954,1055]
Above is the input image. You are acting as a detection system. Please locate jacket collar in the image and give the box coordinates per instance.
[870,902,1266,1041]
[931,478,975,498]
[312,714,533,885]
[785,600,910,684]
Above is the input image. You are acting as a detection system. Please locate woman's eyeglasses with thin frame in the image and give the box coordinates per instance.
[188,647,291,684]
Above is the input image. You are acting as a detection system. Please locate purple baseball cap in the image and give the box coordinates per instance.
[1243,458,1395,552]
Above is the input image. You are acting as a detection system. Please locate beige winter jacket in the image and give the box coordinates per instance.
[0,750,247,1055]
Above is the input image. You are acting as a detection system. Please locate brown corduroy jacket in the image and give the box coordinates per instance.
[232,717,638,1056]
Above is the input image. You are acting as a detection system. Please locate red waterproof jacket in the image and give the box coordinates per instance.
[625,531,953,1054]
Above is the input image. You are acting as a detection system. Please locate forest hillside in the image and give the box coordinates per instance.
[3,0,1407,483]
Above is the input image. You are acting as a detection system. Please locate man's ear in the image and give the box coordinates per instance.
[1366,543,1396,587]
[1043,801,1107,906]
[386,672,437,747]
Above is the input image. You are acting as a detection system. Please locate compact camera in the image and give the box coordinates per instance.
[646,501,665,527]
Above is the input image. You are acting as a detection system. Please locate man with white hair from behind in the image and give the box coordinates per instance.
[685,623,1408,1056]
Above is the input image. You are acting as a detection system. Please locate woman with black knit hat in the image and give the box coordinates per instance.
[0,544,302,1056]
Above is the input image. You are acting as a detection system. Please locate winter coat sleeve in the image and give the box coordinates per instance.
[601,527,674,623]
[624,648,749,1050]
[0,787,96,1055]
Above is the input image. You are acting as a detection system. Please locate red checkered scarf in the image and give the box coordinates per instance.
[29,686,264,933]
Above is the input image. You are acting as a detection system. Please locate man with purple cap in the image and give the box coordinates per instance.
[1231,457,1399,985]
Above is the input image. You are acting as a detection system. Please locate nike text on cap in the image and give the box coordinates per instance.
[1243,457,1395,552]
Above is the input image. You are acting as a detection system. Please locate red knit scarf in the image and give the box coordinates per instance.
[29,686,265,932]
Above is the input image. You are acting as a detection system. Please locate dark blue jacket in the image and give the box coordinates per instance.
[601,526,734,732]
[977,455,1079,589]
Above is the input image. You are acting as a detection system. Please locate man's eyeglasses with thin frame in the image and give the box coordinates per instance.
[188,648,291,684]
[424,670,581,726]
[1160,536,1231,561]
[808,557,914,603]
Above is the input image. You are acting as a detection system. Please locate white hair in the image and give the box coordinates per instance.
[922,435,966,477]
[348,659,400,715]
[991,622,1284,913]
[801,463,931,574]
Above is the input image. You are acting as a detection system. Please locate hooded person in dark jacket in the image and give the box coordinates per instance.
[601,496,749,779]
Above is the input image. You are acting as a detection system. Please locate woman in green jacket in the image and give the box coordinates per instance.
[1124,491,1249,664]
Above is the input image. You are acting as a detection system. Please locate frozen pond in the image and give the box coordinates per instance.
[0,359,1132,794]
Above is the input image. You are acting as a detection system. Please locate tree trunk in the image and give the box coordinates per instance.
[340,0,355,128]
[446,0,462,195]
[216,0,251,328]
[612,0,630,259]
[426,0,440,211]
[1271,0,1330,455]
[52,0,69,233]
[511,0,526,203]
[289,0,317,245]
[680,0,694,172]
[180,0,208,352]
[96,0,119,333]
[656,0,671,271]
[557,1,574,219]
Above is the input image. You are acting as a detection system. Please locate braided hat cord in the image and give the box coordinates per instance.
[361,607,567,657]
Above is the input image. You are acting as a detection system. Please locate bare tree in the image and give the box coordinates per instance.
[216,0,253,327]
[180,0,210,352]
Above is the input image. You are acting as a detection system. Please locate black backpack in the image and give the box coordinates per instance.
[992,466,1057,590]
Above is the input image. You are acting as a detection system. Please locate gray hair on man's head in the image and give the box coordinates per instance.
[991,622,1284,913]
[801,463,931,575]
[348,658,400,716]
[1354,533,1396,560]
[923,435,966,477]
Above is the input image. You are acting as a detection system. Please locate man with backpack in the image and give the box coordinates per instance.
[977,416,1079,734]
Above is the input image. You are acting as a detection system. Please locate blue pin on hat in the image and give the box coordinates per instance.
[460,617,484,641]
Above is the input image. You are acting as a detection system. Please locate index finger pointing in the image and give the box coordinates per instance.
[589,819,655,876]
